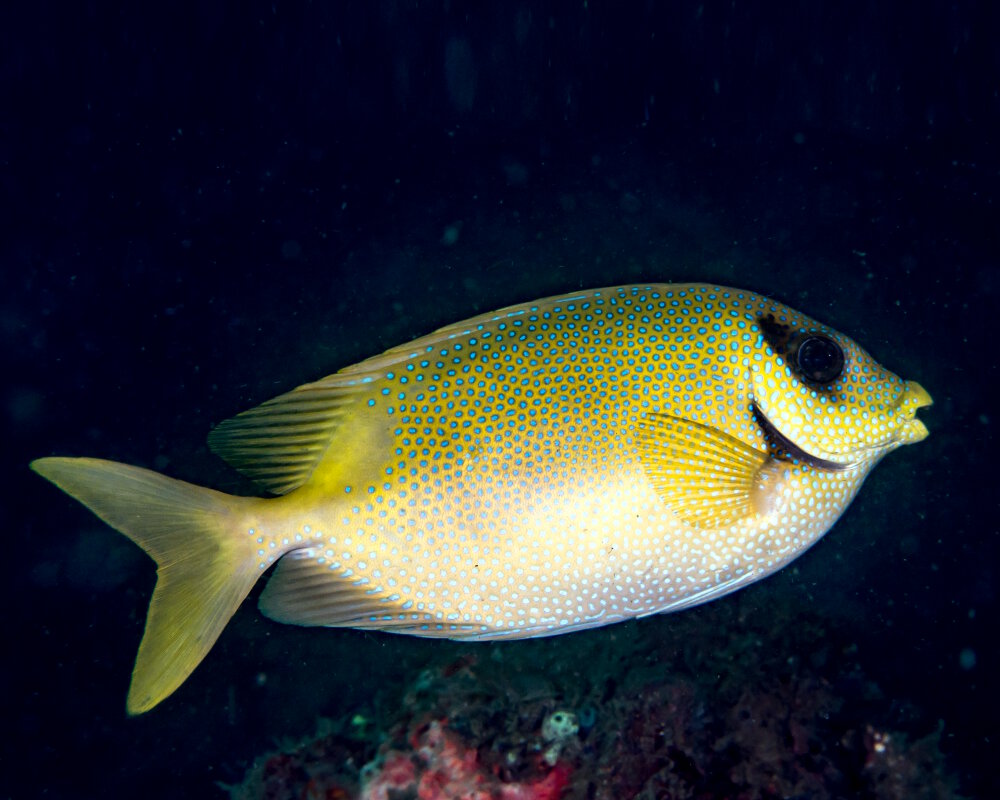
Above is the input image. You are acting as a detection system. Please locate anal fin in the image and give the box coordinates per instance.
[259,548,407,628]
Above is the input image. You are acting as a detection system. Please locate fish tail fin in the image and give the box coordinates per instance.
[31,456,263,715]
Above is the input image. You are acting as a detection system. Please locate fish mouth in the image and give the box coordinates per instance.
[892,380,933,445]
[753,379,933,468]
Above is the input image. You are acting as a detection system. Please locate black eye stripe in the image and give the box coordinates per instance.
[793,334,845,384]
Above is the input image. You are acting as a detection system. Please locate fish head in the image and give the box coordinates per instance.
[750,306,932,467]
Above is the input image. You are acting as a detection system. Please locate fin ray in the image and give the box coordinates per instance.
[259,548,406,627]
[207,383,360,495]
[637,413,771,528]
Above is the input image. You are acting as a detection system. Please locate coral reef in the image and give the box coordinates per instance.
[540,712,579,766]
[228,602,962,799]
[361,719,570,800]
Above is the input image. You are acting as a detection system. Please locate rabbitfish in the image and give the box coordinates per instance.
[32,283,931,713]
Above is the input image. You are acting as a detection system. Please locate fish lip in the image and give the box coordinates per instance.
[753,379,933,466]
[752,403,852,471]
[897,380,933,412]
[890,380,933,445]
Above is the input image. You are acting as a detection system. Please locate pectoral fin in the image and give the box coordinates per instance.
[636,413,779,529]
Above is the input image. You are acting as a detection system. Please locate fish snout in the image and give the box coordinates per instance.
[895,380,933,445]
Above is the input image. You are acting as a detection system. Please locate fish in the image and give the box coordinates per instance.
[32,283,932,714]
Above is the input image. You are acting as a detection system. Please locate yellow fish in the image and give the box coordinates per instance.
[32,284,932,714]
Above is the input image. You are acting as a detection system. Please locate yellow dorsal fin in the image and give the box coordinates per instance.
[335,289,604,375]
[207,291,605,495]
[207,378,366,495]
[636,413,771,529]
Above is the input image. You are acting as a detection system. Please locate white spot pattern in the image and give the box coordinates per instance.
[249,284,929,639]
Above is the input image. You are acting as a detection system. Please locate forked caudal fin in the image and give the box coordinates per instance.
[31,457,262,715]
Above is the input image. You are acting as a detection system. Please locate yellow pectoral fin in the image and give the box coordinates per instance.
[636,413,773,529]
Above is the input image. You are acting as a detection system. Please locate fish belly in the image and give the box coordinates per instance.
[259,452,765,639]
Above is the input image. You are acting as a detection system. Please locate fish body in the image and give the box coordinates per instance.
[33,283,931,713]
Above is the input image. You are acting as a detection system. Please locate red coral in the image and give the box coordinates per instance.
[498,763,570,800]
[360,750,417,800]
[361,720,570,800]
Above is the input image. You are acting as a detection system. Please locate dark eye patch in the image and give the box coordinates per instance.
[757,313,846,385]
[793,334,844,384]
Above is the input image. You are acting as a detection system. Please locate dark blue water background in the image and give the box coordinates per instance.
[2,3,995,797]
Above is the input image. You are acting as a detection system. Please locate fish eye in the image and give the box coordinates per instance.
[794,334,844,384]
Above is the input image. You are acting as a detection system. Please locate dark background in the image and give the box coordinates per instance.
[2,1,996,797]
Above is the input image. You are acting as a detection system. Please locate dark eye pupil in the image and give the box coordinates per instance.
[796,335,844,383]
